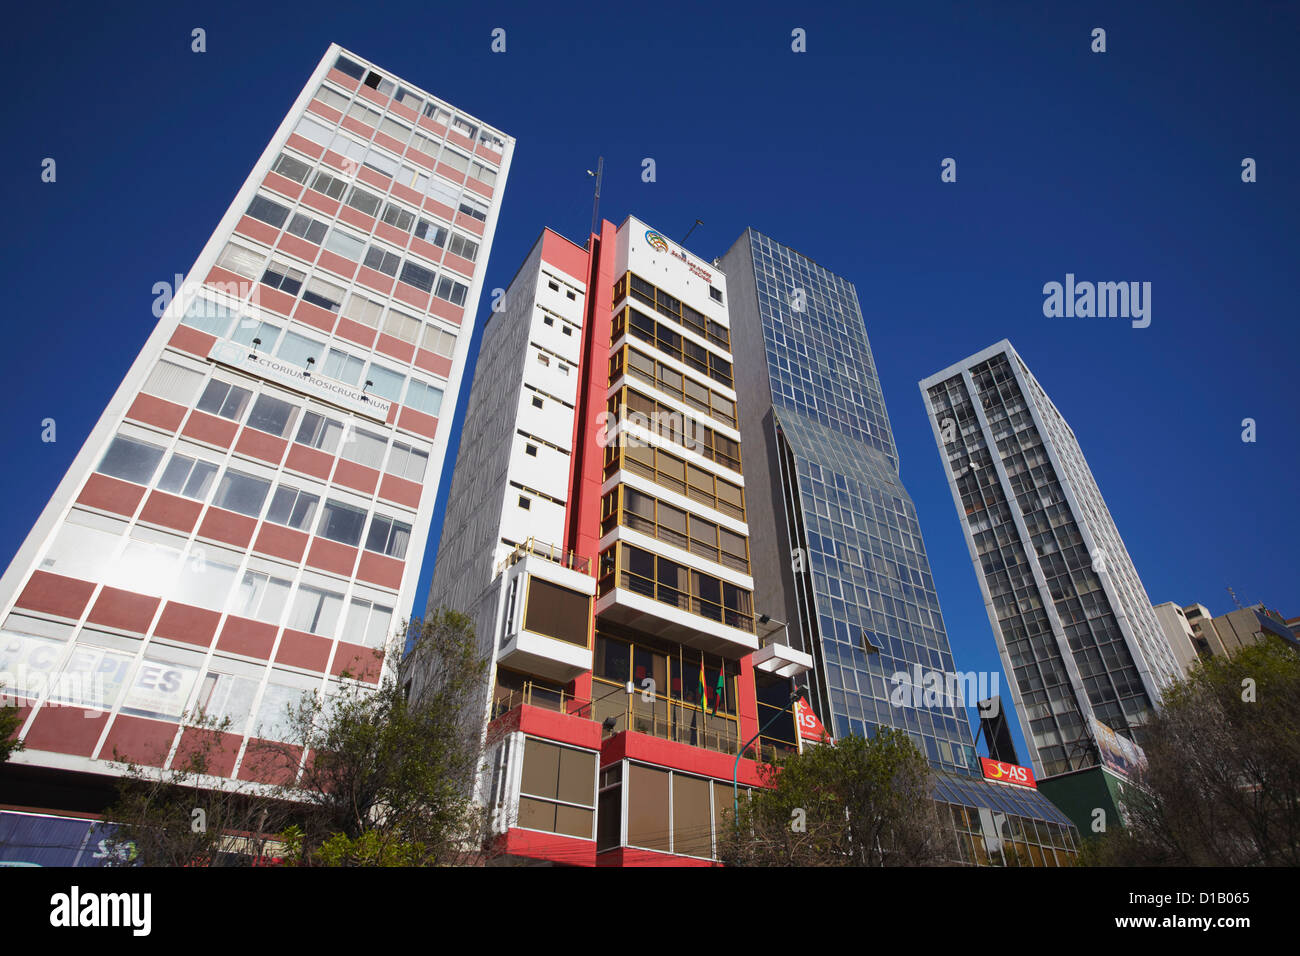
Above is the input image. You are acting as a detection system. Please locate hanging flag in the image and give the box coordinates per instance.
[697,657,710,714]
[715,664,726,714]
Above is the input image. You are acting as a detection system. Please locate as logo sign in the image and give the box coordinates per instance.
[979,757,1036,789]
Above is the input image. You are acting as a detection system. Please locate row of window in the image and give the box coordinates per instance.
[293,113,490,224]
[314,82,497,187]
[98,432,412,559]
[611,344,737,428]
[598,542,755,633]
[208,246,460,364]
[270,150,481,262]
[39,510,395,647]
[603,442,745,521]
[245,191,470,307]
[332,54,506,153]
[610,387,742,473]
[601,485,750,573]
[144,352,432,477]
[180,299,444,417]
[613,307,734,390]
[613,273,728,345]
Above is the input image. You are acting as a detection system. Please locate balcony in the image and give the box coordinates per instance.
[595,543,757,658]
[495,543,596,683]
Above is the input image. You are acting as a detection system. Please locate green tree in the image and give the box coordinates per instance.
[104,609,494,866]
[1079,640,1300,866]
[718,728,955,866]
[259,608,493,865]
[0,691,24,764]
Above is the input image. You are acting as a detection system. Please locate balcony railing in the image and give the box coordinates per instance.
[490,680,592,722]
[599,568,755,634]
[496,537,591,576]
[592,677,740,755]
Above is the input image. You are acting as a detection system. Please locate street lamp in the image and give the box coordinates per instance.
[733,686,802,828]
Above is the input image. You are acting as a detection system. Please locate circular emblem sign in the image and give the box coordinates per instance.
[645,230,669,253]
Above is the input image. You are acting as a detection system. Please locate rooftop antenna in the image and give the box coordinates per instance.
[587,157,604,242]
[1227,585,1244,610]
[682,218,703,245]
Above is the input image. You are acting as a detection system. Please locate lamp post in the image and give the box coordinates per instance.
[733,687,801,827]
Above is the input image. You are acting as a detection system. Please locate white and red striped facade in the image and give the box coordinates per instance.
[0,45,512,797]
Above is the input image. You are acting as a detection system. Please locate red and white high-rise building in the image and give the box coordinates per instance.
[0,44,512,809]
[418,216,814,866]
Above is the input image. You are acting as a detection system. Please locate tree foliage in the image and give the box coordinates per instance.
[718,728,954,866]
[104,609,494,866]
[1080,640,1300,866]
[1,692,24,764]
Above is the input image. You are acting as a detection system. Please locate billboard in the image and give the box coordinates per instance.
[1090,716,1148,781]
[979,757,1037,789]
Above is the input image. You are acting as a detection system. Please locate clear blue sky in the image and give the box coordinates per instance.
[3,1,1296,764]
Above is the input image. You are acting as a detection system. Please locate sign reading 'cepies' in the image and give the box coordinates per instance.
[979,757,1037,789]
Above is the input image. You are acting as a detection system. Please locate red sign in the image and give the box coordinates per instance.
[980,757,1037,789]
[793,697,830,742]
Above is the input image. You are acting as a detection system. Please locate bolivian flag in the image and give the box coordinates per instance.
[698,658,711,714]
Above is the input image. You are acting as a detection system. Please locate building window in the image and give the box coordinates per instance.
[246,195,290,229]
[295,410,344,454]
[288,584,344,637]
[271,152,312,184]
[365,363,406,402]
[340,428,387,469]
[517,739,596,839]
[213,470,271,518]
[404,379,444,416]
[245,393,298,438]
[365,514,411,559]
[261,259,306,296]
[434,275,468,306]
[345,185,384,218]
[276,330,324,370]
[286,211,328,245]
[422,325,457,358]
[302,276,345,313]
[316,499,367,546]
[364,246,401,277]
[142,360,205,407]
[325,229,366,262]
[97,435,166,486]
[342,597,394,647]
[343,292,384,329]
[229,570,292,624]
[156,453,218,501]
[322,348,364,386]
[522,578,589,647]
[266,485,320,531]
[387,442,428,482]
[398,261,436,293]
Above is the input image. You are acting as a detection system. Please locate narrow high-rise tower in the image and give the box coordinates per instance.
[0,45,512,816]
[418,216,813,866]
[920,340,1182,829]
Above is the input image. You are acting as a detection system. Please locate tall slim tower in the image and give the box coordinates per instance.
[0,44,512,811]
[920,341,1182,828]
[418,216,812,866]
[721,232,1079,865]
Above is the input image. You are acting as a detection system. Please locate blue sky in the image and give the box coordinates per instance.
[3,1,1296,765]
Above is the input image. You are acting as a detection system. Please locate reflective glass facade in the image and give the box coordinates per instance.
[722,229,977,777]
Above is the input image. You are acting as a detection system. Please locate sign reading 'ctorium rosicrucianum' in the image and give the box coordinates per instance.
[207,340,392,421]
